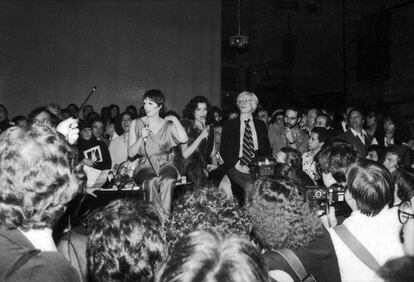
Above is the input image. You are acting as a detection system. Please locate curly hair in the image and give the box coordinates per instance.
[166,185,251,249]
[0,125,85,230]
[246,177,324,250]
[156,229,269,282]
[279,147,302,170]
[28,106,59,127]
[182,96,210,120]
[88,199,167,282]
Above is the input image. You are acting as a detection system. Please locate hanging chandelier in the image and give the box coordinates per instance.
[229,0,249,49]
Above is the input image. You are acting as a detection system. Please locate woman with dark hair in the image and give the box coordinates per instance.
[128,89,188,215]
[207,105,223,126]
[177,96,218,188]
[28,107,58,128]
[377,115,405,147]
[302,127,331,183]
[108,104,120,119]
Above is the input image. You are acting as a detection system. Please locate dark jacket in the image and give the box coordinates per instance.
[263,228,341,282]
[338,130,374,158]
[220,117,272,171]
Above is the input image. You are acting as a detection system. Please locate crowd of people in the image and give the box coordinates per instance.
[0,89,414,281]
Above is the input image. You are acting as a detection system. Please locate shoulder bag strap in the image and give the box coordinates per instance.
[334,224,381,272]
[273,249,316,282]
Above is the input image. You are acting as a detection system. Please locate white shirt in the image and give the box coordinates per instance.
[329,207,404,282]
[238,117,258,158]
[109,133,129,169]
[349,128,378,145]
[19,228,57,252]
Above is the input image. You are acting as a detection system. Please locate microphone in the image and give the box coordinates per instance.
[78,86,97,116]
[143,120,149,143]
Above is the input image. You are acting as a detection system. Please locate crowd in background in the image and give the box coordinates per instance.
[0,90,414,282]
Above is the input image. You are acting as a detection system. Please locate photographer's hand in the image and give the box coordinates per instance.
[318,206,337,229]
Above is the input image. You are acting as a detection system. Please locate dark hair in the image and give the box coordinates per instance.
[143,89,165,117]
[377,256,414,282]
[346,108,364,124]
[28,107,58,127]
[207,106,223,125]
[316,113,333,129]
[346,159,394,216]
[317,143,359,183]
[367,145,386,164]
[182,96,210,120]
[280,147,302,170]
[88,199,167,282]
[125,105,138,119]
[284,105,302,117]
[11,115,28,127]
[157,229,269,282]
[108,104,120,119]
[394,168,414,202]
[311,127,331,149]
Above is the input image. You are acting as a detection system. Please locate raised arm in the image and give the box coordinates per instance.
[165,115,188,144]
[181,126,209,159]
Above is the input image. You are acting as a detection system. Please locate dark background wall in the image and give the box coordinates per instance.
[0,0,221,117]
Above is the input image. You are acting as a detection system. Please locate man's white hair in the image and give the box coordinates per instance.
[237,91,259,112]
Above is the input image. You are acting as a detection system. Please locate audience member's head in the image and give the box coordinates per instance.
[276,147,302,171]
[67,103,79,118]
[166,185,250,249]
[91,117,105,140]
[367,145,386,164]
[270,109,284,126]
[315,113,333,130]
[0,125,84,231]
[108,104,120,119]
[347,108,364,132]
[394,168,414,204]
[125,105,138,120]
[88,199,167,282]
[157,229,269,282]
[119,112,132,135]
[28,107,57,128]
[208,106,223,125]
[309,127,331,152]
[377,256,414,282]
[383,145,401,174]
[100,106,110,121]
[284,105,301,129]
[79,120,93,141]
[82,105,94,120]
[11,115,28,128]
[46,103,63,121]
[307,108,319,130]
[246,177,324,250]
[317,142,359,186]
[257,109,269,125]
[345,159,394,216]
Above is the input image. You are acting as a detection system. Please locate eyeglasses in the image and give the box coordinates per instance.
[398,201,414,224]
[236,99,253,104]
[33,118,51,125]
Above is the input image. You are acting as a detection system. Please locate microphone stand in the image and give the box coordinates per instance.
[78,86,97,117]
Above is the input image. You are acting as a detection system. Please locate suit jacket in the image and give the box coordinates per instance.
[338,130,374,158]
[220,117,272,171]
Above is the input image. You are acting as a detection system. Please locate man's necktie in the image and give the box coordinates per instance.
[240,119,255,165]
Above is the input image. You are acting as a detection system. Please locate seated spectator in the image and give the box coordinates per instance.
[246,177,341,282]
[108,112,132,171]
[302,127,331,183]
[88,199,167,282]
[315,113,333,130]
[276,147,302,171]
[81,105,94,121]
[383,145,410,174]
[28,106,58,128]
[11,115,28,128]
[166,185,250,248]
[0,125,84,281]
[377,256,414,282]
[367,144,386,164]
[328,160,405,282]
[156,229,269,282]
[77,120,111,170]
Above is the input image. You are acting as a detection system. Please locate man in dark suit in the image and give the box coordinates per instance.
[339,108,377,158]
[220,91,272,197]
